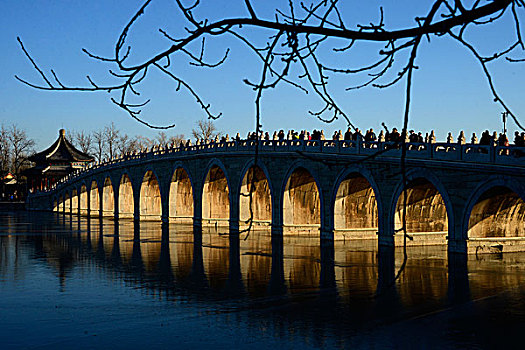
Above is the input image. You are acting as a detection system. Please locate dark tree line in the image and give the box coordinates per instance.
[0,124,35,178]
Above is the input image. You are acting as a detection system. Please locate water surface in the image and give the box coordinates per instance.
[1,211,524,349]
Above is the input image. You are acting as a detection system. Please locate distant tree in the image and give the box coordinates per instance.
[133,135,154,150]
[156,131,168,146]
[104,122,120,159]
[116,133,133,156]
[92,129,106,163]
[192,119,219,141]
[156,131,185,147]
[69,129,93,155]
[0,125,10,174]
[8,124,35,177]
[169,134,185,146]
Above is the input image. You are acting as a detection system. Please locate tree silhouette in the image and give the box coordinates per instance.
[156,131,185,147]
[192,119,220,141]
[8,125,35,177]
[0,125,10,174]
[70,130,93,155]
[15,0,525,133]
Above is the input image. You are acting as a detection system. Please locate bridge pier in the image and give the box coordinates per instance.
[161,191,169,224]
[447,237,468,254]
[132,180,141,222]
[193,217,202,230]
[447,192,469,254]
[158,174,171,224]
[320,227,334,240]
[320,183,334,241]
[271,191,283,236]
[229,186,240,234]
[193,183,203,229]
[229,219,239,233]
[113,184,119,221]
[377,211,394,248]
[271,225,283,236]
[86,186,91,217]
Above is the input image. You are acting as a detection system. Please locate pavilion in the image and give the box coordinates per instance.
[24,129,94,192]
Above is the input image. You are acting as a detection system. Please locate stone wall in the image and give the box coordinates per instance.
[469,186,525,238]
[169,168,193,221]
[140,171,162,220]
[283,168,321,226]
[239,166,272,224]
[394,179,448,233]
[334,175,378,230]
[89,181,99,216]
[102,178,114,217]
[202,166,230,223]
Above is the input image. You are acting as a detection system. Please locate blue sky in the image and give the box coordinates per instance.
[1,1,524,150]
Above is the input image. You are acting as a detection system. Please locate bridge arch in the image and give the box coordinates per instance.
[332,167,381,236]
[140,170,162,220]
[64,191,71,213]
[102,177,115,217]
[119,173,134,219]
[52,196,58,212]
[79,183,88,215]
[58,194,64,213]
[89,179,100,217]
[238,160,273,227]
[282,163,323,232]
[389,169,453,243]
[57,193,64,213]
[463,177,525,239]
[169,165,194,223]
[71,188,79,214]
[202,159,231,225]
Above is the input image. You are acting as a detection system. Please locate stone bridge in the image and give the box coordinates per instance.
[27,139,525,254]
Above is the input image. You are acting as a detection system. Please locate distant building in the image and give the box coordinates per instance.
[24,129,94,192]
[1,173,19,200]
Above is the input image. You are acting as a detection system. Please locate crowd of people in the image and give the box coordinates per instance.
[186,126,525,149]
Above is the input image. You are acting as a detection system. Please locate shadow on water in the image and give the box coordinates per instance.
[1,211,525,348]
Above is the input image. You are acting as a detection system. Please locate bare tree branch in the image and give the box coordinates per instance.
[15,0,521,131]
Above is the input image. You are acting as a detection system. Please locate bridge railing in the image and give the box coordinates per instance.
[37,138,525,195]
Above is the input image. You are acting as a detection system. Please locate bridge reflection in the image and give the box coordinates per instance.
[27,214,525,308]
